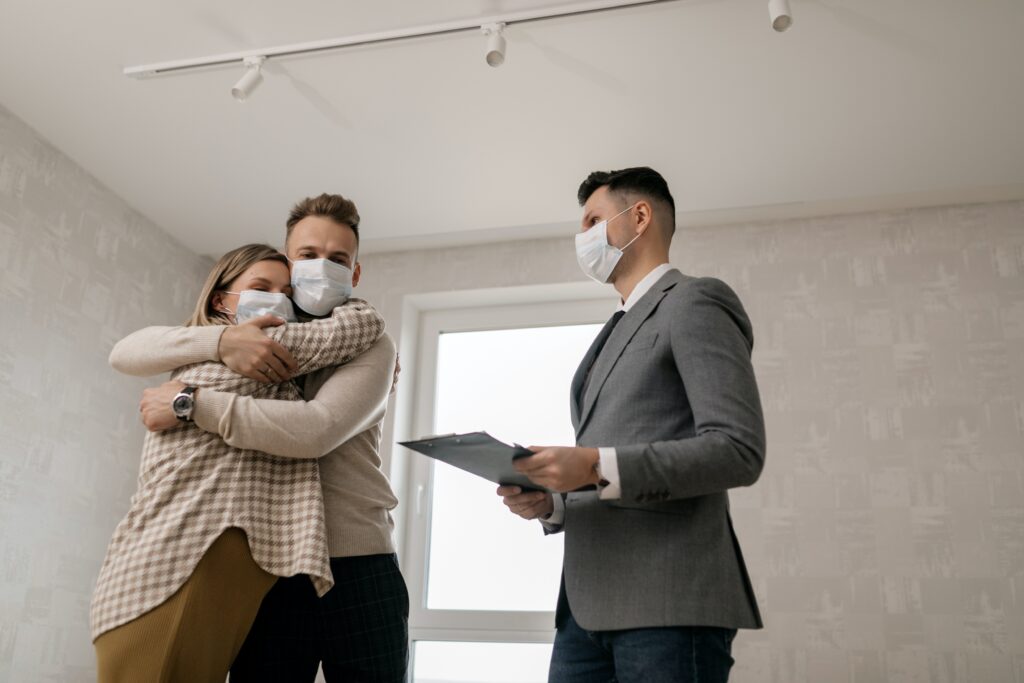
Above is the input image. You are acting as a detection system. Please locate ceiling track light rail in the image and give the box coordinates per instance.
[123,0,792,100]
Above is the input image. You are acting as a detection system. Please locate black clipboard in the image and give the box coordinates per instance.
[398,431,553,493]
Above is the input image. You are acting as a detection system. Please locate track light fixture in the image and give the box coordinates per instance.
[482,23,507,67]
[768,0,793,32]
[124,0,794,97]
[231,56,265,101]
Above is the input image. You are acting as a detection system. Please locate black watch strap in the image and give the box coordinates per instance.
[173,386,197,421]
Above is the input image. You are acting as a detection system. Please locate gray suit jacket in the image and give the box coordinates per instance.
[558,268,765,631]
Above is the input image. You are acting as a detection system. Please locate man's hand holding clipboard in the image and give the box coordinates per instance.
[510,445,604,492]
[398,431,553,493]
[502,444,603,521]
[399,432,603,521]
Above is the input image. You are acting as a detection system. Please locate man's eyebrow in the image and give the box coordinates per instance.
[294,245,350,259]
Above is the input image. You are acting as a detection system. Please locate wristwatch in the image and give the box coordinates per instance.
[172,386,198,422]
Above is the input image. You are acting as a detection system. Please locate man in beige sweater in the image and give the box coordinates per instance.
[116,194,407,682]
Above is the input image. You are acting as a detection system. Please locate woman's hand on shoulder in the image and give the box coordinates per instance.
[219,315,298,382]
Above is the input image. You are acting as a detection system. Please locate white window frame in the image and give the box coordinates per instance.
[390,282,614,656]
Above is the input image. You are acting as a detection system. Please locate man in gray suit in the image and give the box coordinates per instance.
[498,167,765,682]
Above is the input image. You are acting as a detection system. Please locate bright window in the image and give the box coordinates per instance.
[414,641,553,683]
[428,324,601,612]
[399,296,612,682]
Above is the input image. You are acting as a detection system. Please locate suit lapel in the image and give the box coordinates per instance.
[576,270,682,436]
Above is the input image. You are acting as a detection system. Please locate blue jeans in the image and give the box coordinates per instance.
[549,612,736,683]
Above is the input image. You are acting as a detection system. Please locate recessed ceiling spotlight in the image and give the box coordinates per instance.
[482,22,507,67]
[231,56,266,101]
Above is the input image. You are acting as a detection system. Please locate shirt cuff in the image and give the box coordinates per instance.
[541,493,565,527]
[597,447,622,500]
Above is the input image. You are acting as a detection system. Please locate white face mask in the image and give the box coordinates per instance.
[289,258,353,316]
[575,203,640,283]
[225,290,297,324]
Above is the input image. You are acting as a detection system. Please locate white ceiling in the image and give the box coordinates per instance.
[1,0,1022,257]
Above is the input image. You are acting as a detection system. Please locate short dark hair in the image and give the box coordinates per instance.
[286,193,360,245]
[577,167,676,228]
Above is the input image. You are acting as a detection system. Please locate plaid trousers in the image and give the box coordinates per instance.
[230,553,409,682]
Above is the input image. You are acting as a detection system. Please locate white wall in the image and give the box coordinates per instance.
[359,200,1024,683]
[0,104,212,681]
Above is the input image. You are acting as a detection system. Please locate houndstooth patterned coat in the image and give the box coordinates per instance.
[90,299,385,640]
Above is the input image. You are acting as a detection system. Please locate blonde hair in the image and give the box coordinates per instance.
[186,244,289,327]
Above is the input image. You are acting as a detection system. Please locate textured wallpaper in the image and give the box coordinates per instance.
[0,104,212,682]
[688,203,1024,683]
[358,200,1024,683]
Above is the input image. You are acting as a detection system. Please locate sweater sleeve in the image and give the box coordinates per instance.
[191,335,397,459]
[108,325,225,377]
[266,298,385,376]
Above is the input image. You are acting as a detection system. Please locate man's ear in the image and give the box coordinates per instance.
[633,200,653,236]
[352,262,362,288]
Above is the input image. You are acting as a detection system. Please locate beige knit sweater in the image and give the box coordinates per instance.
[92,300,385,640]
[107,320,400,559]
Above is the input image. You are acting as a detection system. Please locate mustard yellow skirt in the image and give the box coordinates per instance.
[94,527,277,683]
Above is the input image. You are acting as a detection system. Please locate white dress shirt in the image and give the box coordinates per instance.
[544,263,675,525]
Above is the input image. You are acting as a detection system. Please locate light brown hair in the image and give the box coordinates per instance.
[286,193,361,246]
[185,244,289,326]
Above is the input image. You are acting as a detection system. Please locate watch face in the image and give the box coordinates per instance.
[173,395,191,414]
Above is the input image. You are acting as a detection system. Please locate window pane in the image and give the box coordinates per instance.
[414,641,552,683]
[427,324,601,612]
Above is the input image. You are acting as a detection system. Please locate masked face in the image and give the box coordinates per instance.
[289,258,353,316]
[286,214,361,316]
[575,203,640,283]
[214,257,294,323]
[228,290,297,323]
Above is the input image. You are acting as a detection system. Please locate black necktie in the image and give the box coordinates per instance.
[581,310,625,402]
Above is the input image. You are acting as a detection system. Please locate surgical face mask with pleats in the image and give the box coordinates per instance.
[575,203,640,283]
[289,258,353,316]
[225,290,297,324]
